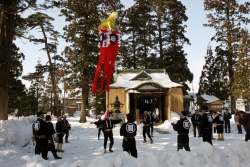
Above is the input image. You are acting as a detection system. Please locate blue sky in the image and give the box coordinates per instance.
[16,0,249,93]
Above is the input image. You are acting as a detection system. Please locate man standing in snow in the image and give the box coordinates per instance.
[148,111,154,137]
[120,113,137,158]
[62,115,71,143]
[200,106,213,145]
[224,109,232,133]
[94,116,122,153]
[32,111,50,160]
[171,111,191,151]
[191,110,201,137]
[140,111,153,143]
[239,111,250,142]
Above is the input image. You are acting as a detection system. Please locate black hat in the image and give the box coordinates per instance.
[201,106,208,111]
[37,111,45,117]
[181,111,187,116]
[45,115,51,121]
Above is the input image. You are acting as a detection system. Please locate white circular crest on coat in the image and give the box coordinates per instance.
[33,121,40,131]
[126,123,136,133]
[183,120,190,129]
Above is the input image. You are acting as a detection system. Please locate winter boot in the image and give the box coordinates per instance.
[143,138,147,143]
[151,132,154,137]
[109,144,113,152]
[56,143,60,151]
[221,134,224,141]
[98,134,100,140]
[58,144,65,152]
[225,129,227,133]
[150,137,153,144]
[52,152,62,159]
[228,128,231,133]
[217,134,221,141]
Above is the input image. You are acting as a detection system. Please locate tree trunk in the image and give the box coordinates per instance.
[41,25,60,116]
[0,2,15,120]
[79,88,87,123]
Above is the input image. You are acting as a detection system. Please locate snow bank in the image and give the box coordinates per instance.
[0,116,36,147]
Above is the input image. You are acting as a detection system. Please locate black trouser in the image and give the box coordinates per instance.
[64,130,69,141]
[123,138,137,158]
[202,129,213,145]
[237,124,242,133]
[143,126,151,139]
[57,133,64,144]
[245,132,250,142]
[48,142,56,153]
[225,120,231,132]
[98,128,104,139]
[104,130,114,149]
[177,142,190,151]
[35,138,48,160]
[193,125,200,137]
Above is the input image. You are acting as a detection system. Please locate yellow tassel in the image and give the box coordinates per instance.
[100,11,118,30]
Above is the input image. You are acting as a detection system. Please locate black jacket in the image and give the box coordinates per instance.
[46,121,56,136]
[200,112,213,132]
[141,115,151,126]
[191,114,201,126]
[32,118,50,137]
[224,113,232,121]
[173,117,191,134]
[120,121,137,138]
[173,117,190,143]
[62,119,71,132]
[94,119,122,130]
[56,121,65,133]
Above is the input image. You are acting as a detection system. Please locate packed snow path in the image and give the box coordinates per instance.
[1,112,250,167]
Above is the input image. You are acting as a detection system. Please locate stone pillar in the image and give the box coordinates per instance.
[164,90,171,120]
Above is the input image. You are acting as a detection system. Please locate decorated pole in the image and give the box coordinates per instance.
[91,12,122,96]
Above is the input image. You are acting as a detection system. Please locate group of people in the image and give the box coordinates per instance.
[94,110,138,157]
[172,106,250,152]
[32,112,71,160]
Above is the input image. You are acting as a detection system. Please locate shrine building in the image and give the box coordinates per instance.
[107,68,184,121]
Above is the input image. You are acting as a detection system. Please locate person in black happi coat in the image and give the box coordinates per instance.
[140,111,153,143]
[172,111,191,151]
[45,115,62,159]
[120,113,137,158]
[32,111,50,160]
[94,116,122,153]
[212,111,224,141]
[200,106,213,145]
[191,110,201,137]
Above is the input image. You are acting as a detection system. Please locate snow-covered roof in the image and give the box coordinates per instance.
[110,69,182,91]
[200,95,222,103]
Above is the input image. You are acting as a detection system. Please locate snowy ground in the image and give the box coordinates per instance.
[1,112,250,167]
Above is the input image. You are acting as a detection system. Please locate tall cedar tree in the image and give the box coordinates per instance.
[203,0,250,113]
[0,0,59,120]
[59,0,125,123]
[232,29,250,101]
[119,0,155,69]
[197,43,229,101]
[8,43,30,115]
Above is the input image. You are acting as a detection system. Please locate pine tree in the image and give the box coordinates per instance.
[198,43,229,101]
[119,0,155,69]
[203,0,250,113]
[232,29,250,101]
